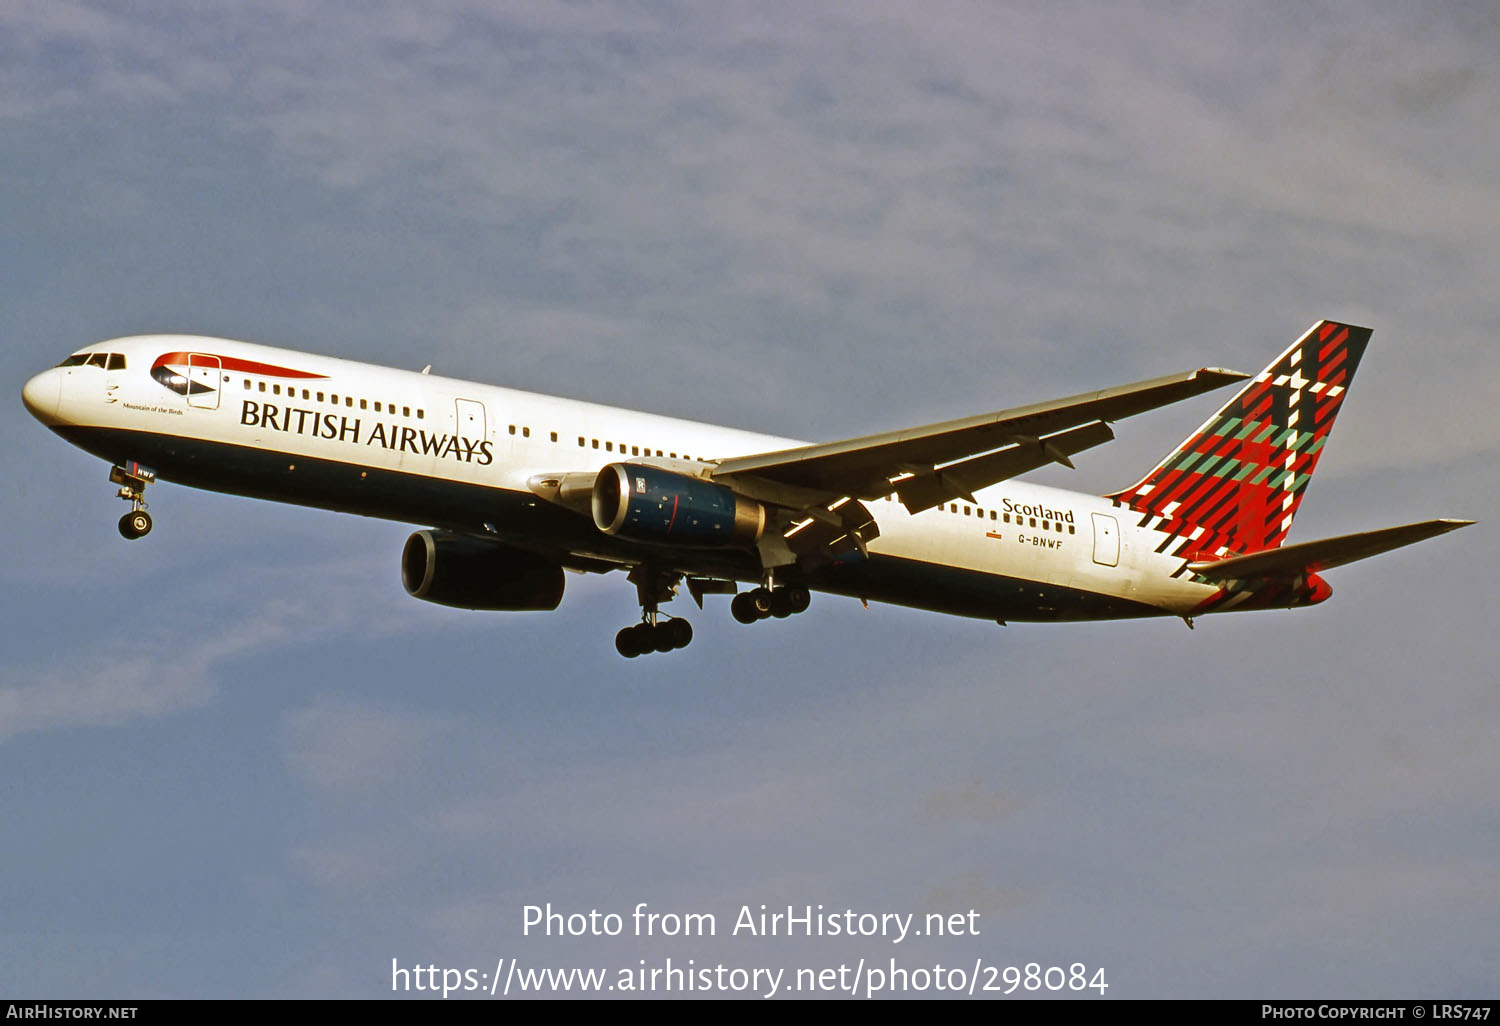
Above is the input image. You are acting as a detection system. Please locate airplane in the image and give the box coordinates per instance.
[21,319,1471,657]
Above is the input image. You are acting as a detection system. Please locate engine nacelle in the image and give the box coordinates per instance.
[592,464,765,547]
[401,531,564,610]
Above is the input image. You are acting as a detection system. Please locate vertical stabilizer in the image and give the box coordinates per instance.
[1107,320,1371,558]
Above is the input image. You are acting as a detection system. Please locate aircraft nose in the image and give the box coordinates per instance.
[21,368,61,424]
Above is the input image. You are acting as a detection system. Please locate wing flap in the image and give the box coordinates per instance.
[894,421,1115,514]
[1188,519,1473,580]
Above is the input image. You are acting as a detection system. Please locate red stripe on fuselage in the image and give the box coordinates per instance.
[152,352,329,379]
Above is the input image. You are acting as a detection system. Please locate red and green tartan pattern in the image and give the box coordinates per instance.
[1109,321,1372,560]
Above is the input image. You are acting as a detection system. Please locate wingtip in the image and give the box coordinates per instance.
[1197,366,1252,382]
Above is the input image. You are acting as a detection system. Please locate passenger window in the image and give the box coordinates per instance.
[259,381,266,392]
[550,431,557,442]
[606,442,613,452]
[244,379,252,390]
[317,392,325,402]
[1029,517,1036,527]
[374,402,382,412]
[990,510,997,520]
[273,384,282,395]
[403,406,410,417]
[631,446,639,456]
[417,409,424,419]
[522,427,530,438]
[302,389,310,400]
[592,439,599,449]
[508,425,516,435]
[1068,525,1075,534]
[578,437,585,447]
[360,399,368,410]
[107,353,126,371]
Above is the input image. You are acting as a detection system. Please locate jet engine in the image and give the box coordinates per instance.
[592,464,765,546]
[401,531,564,610]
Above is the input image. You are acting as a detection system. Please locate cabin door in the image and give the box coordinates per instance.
[1091,512,1120,567]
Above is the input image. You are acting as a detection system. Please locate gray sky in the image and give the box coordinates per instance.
[2,0,1495,999]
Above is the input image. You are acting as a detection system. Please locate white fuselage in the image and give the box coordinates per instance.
[23,334,1228,623]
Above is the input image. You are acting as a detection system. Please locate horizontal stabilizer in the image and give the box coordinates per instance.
[1188,519,1473,580]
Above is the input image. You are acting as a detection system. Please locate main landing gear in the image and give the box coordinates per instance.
[615,615,693,658]
[730,581,810,624]
[110,462,156,540]
[612,567,812,656]
[616,565,694,658]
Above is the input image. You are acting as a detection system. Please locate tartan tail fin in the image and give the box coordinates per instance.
[1106,320,1372,559]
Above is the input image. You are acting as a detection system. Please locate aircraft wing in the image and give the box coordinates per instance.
[1187,519,1474,580]
[712,366,1247,514]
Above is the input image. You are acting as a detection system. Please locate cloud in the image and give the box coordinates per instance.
[0,651,220,742]
[0,552,416,743]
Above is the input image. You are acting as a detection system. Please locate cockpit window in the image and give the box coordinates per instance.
[107,353,126,371]
[57,354,91,367]
[87,353,109,369]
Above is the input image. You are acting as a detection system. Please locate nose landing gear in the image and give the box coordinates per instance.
[110,462,155,540]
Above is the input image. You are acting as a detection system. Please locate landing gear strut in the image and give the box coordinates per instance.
[111,462,155,540]
[616,565,693,658]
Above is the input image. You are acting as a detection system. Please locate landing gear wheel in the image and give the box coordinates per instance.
[615,627,641,658]
[118,510,152,539]
[748,587,774,619]
[784,586,811,615]
[770,590,795,618]
[731,592,760,624]
[665,618,693,650]
[631,623,657,653]
[650,623,677,653]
